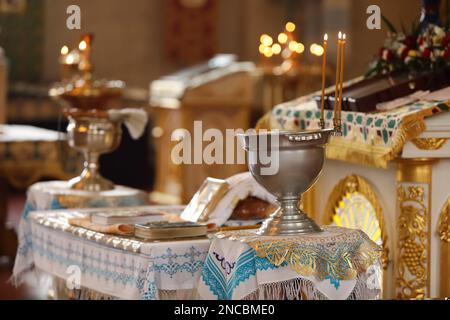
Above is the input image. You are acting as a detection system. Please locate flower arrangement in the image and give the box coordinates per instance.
[367,6,450,77]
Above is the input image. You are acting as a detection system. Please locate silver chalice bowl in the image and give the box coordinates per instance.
[66,116,122,192]
[238,128,333,235]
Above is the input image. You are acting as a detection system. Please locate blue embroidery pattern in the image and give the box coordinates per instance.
[149,246,207,278]
[212,251,235,275]
[325,275,341,289]
[18,223,206,299]
[201,248,280,300]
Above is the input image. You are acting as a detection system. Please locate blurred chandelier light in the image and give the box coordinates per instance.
[310,43,324,56]
[60,45,69,55]
[258,21,305,62]
[258,22,324,62]
[78,40,87,51]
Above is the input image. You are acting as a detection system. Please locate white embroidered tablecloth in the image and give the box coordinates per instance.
[21,181,149,219]
[12,208,211,300]
[197,228,382,300]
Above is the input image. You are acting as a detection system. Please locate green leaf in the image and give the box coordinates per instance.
[365,65,378,78]
[381,14,397,33]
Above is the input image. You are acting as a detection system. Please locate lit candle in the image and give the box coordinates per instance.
[333,32,342,131]
[79,39,89,60]
[285,22,296,33]
[59,45,69,64]
[319,33,328,129]
[337,33,346,131]
[59,45,71,81]
[78,35,92,74]
[61,45,69,56]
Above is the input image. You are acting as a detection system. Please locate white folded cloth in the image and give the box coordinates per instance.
[207,172,277,227]
[422,86,450,102]
[376,90,430,111]
[108,108,148,140]
[376,86,450,112]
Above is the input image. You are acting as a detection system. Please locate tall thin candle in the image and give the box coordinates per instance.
[333,32,342,131]
[319,33,328,129]
[337,33,346,131]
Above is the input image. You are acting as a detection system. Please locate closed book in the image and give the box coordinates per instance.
[134,221,207,240]
[90,210,164,225]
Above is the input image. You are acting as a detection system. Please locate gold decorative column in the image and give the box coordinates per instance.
[396,159,435,299]
[438,198,450,297]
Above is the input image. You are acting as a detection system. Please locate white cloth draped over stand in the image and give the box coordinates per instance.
[197,229,382,300]
[13,208,210,300]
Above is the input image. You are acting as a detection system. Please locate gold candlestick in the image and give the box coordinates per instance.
[319,33,328,129]
[50,33,126,192]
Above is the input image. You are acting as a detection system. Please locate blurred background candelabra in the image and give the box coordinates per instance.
[257,21,335,113]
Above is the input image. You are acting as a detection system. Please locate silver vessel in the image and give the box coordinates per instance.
[238,128,333,235]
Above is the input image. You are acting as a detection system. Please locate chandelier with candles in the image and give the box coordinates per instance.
[259,23,347,135]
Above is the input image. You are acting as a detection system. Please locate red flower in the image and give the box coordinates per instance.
[422,48,431,59]
[400,46,410,59]
[443,34,450,47]
[404,36,416,47]
[382,49,394,61]
[444,48,450,60]
[418,36,425,46]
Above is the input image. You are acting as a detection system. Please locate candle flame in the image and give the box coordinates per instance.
[261,35,273,47]
[66,55,74,64]
[324,33,328,41]
[278,33,288,44]
[338,31,342,40]
[79,40,87,51]
[288,41,296,52]
[272,43,282,55]
[342,33,347,40]
[296,42,305,54]
[258,44,265,54]
[285,22,296,32]
[310,43,324,56]
[263,46,273,58]
[60,45,69,55]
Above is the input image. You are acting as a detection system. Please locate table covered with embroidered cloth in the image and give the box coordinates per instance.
[197,227,382,300]
[21,181,149,219]
[257,83,450,168]
[12,207,211,300]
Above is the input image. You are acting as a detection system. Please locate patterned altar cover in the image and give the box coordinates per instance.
[13,207,210,300]
[197,227,382,300]
[259,81,450,168]
[22,181,149,219]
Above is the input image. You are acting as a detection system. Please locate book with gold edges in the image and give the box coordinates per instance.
[134,221,207,240]
[90,210,164,225]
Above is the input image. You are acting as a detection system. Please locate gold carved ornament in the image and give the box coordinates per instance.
[412,138,448,150]
[437,198,450,297]
[396,185,427,300]
[323,175,389,269]
[438,198,450,243]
